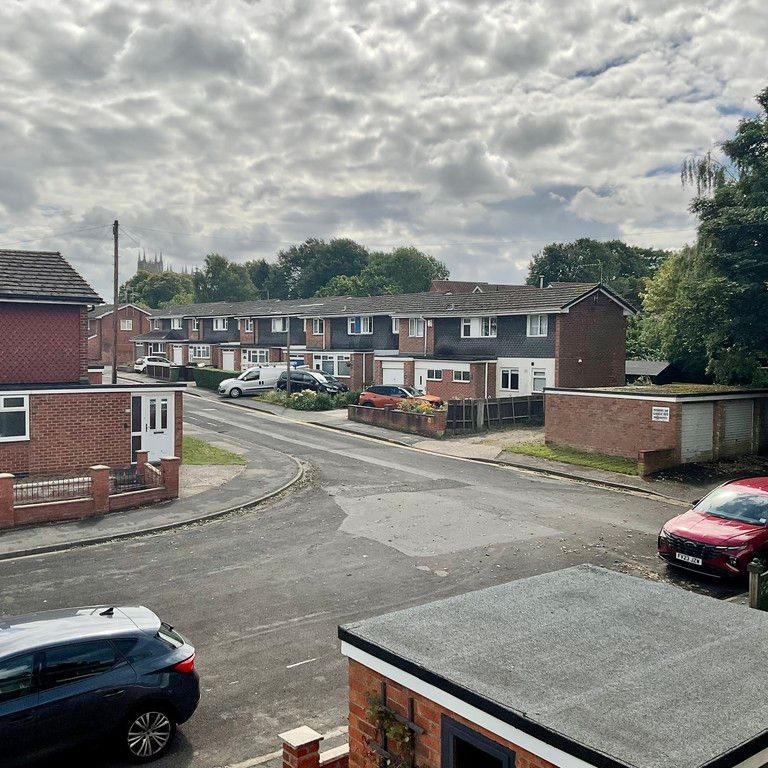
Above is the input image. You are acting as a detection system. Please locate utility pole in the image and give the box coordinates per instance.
[112,220,119,385]
[285,316,291,397]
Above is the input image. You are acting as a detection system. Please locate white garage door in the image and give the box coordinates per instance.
[382,363,404,386]
[722,400,754,456]
[681,402,714,463]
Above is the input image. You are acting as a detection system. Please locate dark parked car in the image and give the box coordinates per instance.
[0,605,199,765]
[276,369,349,394]
[658,477,768,578]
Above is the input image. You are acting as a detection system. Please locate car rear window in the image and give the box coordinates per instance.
[113,636,165,664]
[157,623,184,649]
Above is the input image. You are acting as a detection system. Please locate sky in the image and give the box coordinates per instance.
[0,0,765,298]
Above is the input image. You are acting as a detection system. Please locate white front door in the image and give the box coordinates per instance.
[173,346,183,365]
[222,350,236,371]
[142,394,174,462]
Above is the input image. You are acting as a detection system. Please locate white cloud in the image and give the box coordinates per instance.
[0,0,764,294]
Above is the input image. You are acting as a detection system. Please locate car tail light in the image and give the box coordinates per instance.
[173,653,195,673]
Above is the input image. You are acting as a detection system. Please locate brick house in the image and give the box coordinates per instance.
[0,249,183,477]
[331,565,768,768]
[87,303,152,365]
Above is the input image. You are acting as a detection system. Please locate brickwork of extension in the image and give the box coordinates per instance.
[93,307,151,365]
[545,392,681,461]
[554,293,626,388]
[347,660,558,768]
[423,362,497,401]
[1,303,87,383]
[304,319,332,350]
[397,319,435,356]
[239,320,258,346]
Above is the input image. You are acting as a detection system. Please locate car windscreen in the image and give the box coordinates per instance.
[697,486,768,525]
[400,386,418,396]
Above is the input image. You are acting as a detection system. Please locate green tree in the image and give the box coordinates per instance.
[646,86,768,383]
[525,238,668,306]
[192,253,257,303]
[244,259,272,296]
[119,271,194,308]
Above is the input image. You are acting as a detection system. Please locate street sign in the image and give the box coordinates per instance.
[652,406,670,422]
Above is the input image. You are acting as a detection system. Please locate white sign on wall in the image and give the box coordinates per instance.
[652,406,670,422]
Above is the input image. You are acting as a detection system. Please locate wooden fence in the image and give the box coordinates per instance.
[445,395,544,434]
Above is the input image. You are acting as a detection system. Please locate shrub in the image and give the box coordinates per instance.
[258,389,288,406]
[398,400,436,415]
[288,389,335,411]
[333,390,361,408]
[193,367,238,390]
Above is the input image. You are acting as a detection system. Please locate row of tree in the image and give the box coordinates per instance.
[120,241,449,307]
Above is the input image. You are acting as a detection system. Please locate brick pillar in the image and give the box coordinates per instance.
[161,457,181,498]
[90,465,111,516]
[279,726,323,768]
[136,450,149,483]
[0,473,14,529]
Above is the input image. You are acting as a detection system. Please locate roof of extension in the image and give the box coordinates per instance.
[89,303,151,319]
[149,283,634,320]
[132,329,188,342]
[340,565,768,768]
[0,249,103,304]
[429,279,523,293]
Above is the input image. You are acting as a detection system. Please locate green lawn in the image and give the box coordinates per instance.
[182,436,246,466]
[504,441,638,475]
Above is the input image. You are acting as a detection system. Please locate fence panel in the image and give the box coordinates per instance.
[445,395,543,434]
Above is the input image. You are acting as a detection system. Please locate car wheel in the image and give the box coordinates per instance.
[123,706,176,763]
[361,401,374,407]
[229,387,242,398]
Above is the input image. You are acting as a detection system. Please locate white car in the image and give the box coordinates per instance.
[134,355,171,373]
[218,366,283,398]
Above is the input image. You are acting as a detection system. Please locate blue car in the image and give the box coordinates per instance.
[0,605,199,765]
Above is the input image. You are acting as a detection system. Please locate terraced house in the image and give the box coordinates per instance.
[133,283,633,397]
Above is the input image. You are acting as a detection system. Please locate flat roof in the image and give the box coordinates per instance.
[340,565,768,768]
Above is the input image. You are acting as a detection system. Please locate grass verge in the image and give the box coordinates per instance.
[504,442,638,475]
[182,436,247,466]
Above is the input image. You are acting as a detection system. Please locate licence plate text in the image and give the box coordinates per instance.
[676,552,702,566]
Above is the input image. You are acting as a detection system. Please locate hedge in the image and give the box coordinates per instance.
[193,367,238,390]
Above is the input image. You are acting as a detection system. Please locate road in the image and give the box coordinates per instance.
[0,393,741,767]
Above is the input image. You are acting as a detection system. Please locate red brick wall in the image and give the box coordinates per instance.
[348,660,557,768]
[240,320,258,346]
[0,303,87,384]
[397,319,434,356]
[554,294,626,388]
[423,362,496,400]
[305,319,330,350]
[545,392,681,460]
[174,391,183,459]
[98,307,152,365]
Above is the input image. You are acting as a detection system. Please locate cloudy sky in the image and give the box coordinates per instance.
[0,0,765,297]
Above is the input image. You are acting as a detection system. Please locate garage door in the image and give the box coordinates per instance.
[681,402,714,463]
[722,400,754,456]
[382,362,405,386]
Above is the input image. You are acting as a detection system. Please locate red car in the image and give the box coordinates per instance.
[658,477,768,578]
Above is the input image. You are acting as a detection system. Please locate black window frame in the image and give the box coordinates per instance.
[39,640,121,690]
[0,652,37,704]
[441,715,515,768]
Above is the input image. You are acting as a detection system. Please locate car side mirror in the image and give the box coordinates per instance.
[691,499,700,506]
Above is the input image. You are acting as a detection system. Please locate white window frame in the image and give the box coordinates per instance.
[426,369,443,381]
[532,369,547,392]
[312,318,324,336]
[189,345,211,360]
[500,368,520,391]
[392,318,399,334]
[348,316,373,335]
[243,318,254,332]
[527,314,548,337]
[0,395,29,443]
[119,318,133,331]
[461,317,497,338]
[453,370,471,383]
[409,318,425,338]
[192,318,199,331]
[148,342,166,355]
[242,348,269,364]
[272,317,288,333]
[313,353,351,377]
[213,317,228,331]
[482,316,497,337]
[170,318,182,330]
[152,319,161,330]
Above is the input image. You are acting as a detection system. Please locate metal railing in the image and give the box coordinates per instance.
[13,473,92,505]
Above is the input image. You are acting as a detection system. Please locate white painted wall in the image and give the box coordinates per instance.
[495,358,555,397]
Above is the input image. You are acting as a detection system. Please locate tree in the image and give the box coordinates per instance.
[244,259,272,297]
[646,86,768,383]
[525,238,668,306]
[192,254,257,303]
[119,271,194,308]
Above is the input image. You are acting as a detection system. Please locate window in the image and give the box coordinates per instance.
[313,354,351,377]
[239,318,254,332]
[348,316,373,335]
[213,317,228,331]
[532,369,547,392]
[527,314,548,337]
[392,318,399,334]
[461,317,497,337]
[409,318,425,337]
[41,641,117,688]
[312,318,324,335]
[153,319,161,330]
[148,343,165,355]
[500,368,519,390]
[171,318,182,330]
[192,318,199,331]
[426,369,443,381]
[0,395,28,442]
[0,653,34,703]
[190,345,211,359]
[453,370,471,382]
[242,349,269,364]
[441,715,514,768]
[272,317,288,333]
[120,318,133,331]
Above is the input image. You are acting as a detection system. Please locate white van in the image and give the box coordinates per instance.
[217,365,283,398]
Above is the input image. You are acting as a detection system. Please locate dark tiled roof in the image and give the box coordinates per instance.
[89,303,150,318]
[430,280,524,293]
[0,249,102,304]
[131,329,188,342]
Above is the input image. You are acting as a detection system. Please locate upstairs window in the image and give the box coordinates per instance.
[272,317,288,333]
[120,319,133,331]
[409,318,425,337]
[348,316,373,335]
[152,319,161,330]
[0,395,28,442]
[527,314,548,337]
[392,318,399,334]
[312,318,324,335]
[213,318,228,331]
[461,317,497,338]
[192,318,199,331]
[239,318,254,332]
[171,318,182,330]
